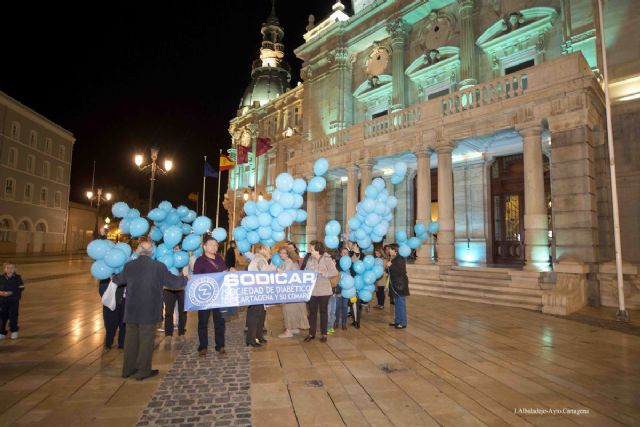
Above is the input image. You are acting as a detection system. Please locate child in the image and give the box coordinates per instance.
[0,262,25,339]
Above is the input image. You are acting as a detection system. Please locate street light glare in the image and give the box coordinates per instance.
[86,191,93,200]
[105,193,112,201]
[164,159,173,171]
[243,191,249,201]
[134,154,144,166]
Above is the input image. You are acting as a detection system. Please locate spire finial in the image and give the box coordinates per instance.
[266,0,279,25]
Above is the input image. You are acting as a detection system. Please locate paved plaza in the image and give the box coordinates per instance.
[1,256,639,426]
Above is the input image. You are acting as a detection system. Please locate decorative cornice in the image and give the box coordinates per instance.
[386,18,409,41]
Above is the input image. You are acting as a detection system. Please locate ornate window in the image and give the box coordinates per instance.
[30,130,38,147]
[406,46,460,101]
[40,187,48,205]
[24,183,33,202]
[42,161,50,178]
[4,178,16,199]
[10,121,21,140]
[26,155,35,173]
[44,137,53,154]
[7,147,18,168]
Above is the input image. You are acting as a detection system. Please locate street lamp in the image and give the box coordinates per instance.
[134,146,173,211]
[87,188,112,238]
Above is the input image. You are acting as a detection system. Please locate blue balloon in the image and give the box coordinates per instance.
[372,177,386,191]
[353,260,365,275]
[173,250,189,268]
[163,226,183,247]
[419,232,428,241]
[148,208,167,222]
[365,213,381,227]
[256,200,270,213]
[313,158,329,176]
[342,287,356,299]
[362,199,376,213]
[428,221,440,234]
[258,213,272,227]
[277,212,294,228]
[407,237,422,250]
[340,274,354,289]
[279,193,295,209]
[116,242,132,257]
[262,238,276,247]
[272,230,286,242]
[233,227,247,241]
[160,254,174,269]
[399,244,411,257]
[193,247,204,257]
[247,231,260,245]
[339,255,352,272]
[169,267,179,276]
[374,203,388,216]
[155,243,170,259]
[415,222,427,235]
[348,217,361,230]
[358,290,373,303]
[271,252,283,267]
[182,234,201,251]
[212,227,227,242]
[364,270,376,285]
[387,196,398,209]
[237,240,251,253]
[325,220,341,236]
[374,223,388,237]
[183,210,197,223]
[129,217,149,238]
[396,230,408,243]
[242,215,260,230]
[354,275,365,290]
[126,208,140,219]
[363,255,375,270]
[357,237,372,250]
[177,205,189,218]
[293,194,304,209]
[295,210,307,223]
[271,189,283,202]
[364,185,378,199]
[275,173,294,192]
[292,178,307,195]
[355,229,367,241]
[244,201,257,216]
[181,224,192,235]
[111,202,130,218]
[390,174,404,185]
[103,247,127,268]
[164,211,180,226]
[371,233,384,243]
[307,176,326,193]
[192,216,212,235]
[91,260,114,280]
[373,265,384,279]
[258,227,272,240]
[271,218,285,232]
[149,227,163,242]
[348,230,357,242]
[159,201,173,211]
[87,239,111,260]
[325,235,339,249]
[269,202,284,217]
[394,162,407,176]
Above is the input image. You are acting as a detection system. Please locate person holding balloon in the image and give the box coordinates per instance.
[334,246,352,331]
[162,245,188,339]
[246,244,275,347]
[276,246,309,338]
[303,241,339,343]
[386,243,410,329]
[373,247,389,309]
[348,242,365,329]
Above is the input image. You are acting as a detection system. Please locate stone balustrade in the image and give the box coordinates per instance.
[442,74,529,115]
[310,127,353,153]
[363,106,422,139]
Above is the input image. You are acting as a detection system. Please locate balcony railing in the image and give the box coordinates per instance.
[363,106,422,139]
[311,128,352,153]
[441,74,529,115]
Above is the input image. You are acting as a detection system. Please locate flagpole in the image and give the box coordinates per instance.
[231,150,238,238]
[202,156,207,215]
[215,149,222,228]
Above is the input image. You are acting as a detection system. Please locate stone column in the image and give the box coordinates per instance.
[520,126,549,270]
[387,19,409,111]
[345,164,359,230]
[359,159,374,200]
[458,0,477,89]
[437,145,455,265]
[415,148,432,264]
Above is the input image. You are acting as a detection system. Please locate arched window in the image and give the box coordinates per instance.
[0,217,14,242]
[44,138,53,154]
[4,178,16,199]
[7,147,18,168]
[42,161,50,178]
[26,155,35,173]
[54,191,62,208]
[35,222,47,232]
[56,166,64,182]
[58,145,66,161]
[18,220,32,231]
[24,183,33,202]
[10,121,21,140]
[40,187,48,205]
[30,130,38,147]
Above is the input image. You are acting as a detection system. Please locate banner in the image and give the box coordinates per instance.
[185,270,318,311]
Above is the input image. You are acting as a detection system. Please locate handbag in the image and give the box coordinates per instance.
[101,280,118,311]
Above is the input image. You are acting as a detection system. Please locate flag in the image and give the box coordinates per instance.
[256,137,272,156]
[204,160,219,178]
[188,192,198,202]
[220,154,235,171]
[236,145,248,164]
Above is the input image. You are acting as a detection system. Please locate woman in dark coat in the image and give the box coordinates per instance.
[386,243,409,329]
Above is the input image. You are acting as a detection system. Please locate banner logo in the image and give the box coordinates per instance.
[189,276,221,307]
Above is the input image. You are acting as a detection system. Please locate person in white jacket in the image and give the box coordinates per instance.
[246,244,275,347]
[303,240,339,343]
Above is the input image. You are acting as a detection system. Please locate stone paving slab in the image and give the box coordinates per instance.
[136,317,251,427]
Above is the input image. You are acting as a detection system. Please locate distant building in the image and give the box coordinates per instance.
[65,202,97,252]
[225,1,640,314]
[0,91,75,254]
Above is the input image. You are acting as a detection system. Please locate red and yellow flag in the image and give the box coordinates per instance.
[220,154,235,171]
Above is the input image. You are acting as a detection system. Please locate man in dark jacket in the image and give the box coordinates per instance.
[0,262,24,340]
[112,241,187,380]
[386,244,409,329]
[98,278,126,350]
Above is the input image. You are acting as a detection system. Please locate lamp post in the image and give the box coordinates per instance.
[87,188,112,238]
[134,146,173,212]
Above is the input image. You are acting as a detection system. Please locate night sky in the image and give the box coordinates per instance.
[1,0,352,226]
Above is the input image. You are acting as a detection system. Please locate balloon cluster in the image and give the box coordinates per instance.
[390,161,407,185]
[324,220,341,249]
[346,176,397,253]
[86,199,225,280]
[232,158,329,253]
[337,254,384,302]
[395,222,429,257]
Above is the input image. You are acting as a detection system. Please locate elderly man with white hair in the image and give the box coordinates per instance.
[112,240,187,380]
